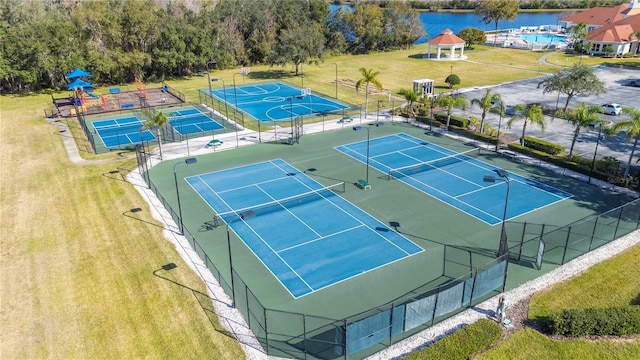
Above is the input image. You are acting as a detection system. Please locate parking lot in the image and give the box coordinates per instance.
[456,66,640,163]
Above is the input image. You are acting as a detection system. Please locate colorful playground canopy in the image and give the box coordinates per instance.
[67,78,93,90]
[67,67,91,79]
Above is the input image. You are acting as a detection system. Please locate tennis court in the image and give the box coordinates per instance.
[162,107,224,135]
[185,159,423,298]
[92,116,155,147]
[336,133,573,225]
[210,82,348,121]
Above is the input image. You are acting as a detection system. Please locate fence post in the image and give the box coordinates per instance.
[588,217,599,251]
[613,208,623,240]
[561,226,572,264]
[517,222,527,261]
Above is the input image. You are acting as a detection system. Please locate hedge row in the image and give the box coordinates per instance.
[506,143,613,182]
[433,113,469,128]
[546,306,640,337]
[522,136,564,155]
[449,126,498,145]
[404,319,502,360]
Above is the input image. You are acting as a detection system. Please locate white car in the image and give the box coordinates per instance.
[602,103,621,116]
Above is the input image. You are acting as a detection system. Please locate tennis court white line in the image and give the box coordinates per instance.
[276,224,367,254]
[395,171,503,225]
[214,174,303,195]
[255,184,324,238]
[188,175,239,219]
[269,160,416,256]
[186,174,315,295]
[232,212,316,294]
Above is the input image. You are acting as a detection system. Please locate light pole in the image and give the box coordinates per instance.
[483,169,510,258]
[377,99,383,122]
[588,123,604,184]
[206,61,217,106]
[233,72,243,127]
[287,95,304,145]
[332,62,338,98]
[212,78,238,148]
[173,157,197,234]
[353,122,384,183]
[495,100,505,152]
[288,96,295,145]
[225,210,256,307]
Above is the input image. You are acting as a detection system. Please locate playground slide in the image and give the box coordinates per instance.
[86,91,101,99]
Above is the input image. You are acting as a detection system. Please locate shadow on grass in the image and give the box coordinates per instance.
[153,263,237,341]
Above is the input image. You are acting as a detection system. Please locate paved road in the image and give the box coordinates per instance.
[453,65,640,164]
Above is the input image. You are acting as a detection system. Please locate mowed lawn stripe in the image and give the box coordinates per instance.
[1,94,244,359]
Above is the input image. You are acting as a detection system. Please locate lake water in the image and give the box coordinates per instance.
[416,11,572,44]
[329,6,572,44]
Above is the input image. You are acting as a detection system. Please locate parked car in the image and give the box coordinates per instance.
[602,103,621,116]
[623,79,640,87]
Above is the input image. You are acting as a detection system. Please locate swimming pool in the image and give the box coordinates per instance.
[518,33,568,43]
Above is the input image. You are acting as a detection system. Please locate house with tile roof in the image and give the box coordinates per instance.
[559,0,640,56]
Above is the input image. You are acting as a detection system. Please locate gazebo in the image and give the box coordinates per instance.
[425,29,467,60]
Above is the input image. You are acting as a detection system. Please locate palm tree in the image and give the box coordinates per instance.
[141,109,169,160]
[610,107,640,178]
[471,88,501,134]
[556,104,603,159]
[507,104,545,146]
[571,22,588,49]
[355,68,383,114]
[493,99,507,151]
[398,88,418,118]
[434,94,468,128]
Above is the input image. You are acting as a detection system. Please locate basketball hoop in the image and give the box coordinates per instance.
[241,67,250,75]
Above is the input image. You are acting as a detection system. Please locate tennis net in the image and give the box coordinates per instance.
[388,148,480,179]
[217,182,346,222]
[95,122,145,135]
[169,112,210,123]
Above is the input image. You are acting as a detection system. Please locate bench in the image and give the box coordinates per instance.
[109,87,121,94]
[121,103,134,109]
[206,139,223,148]
[338,116,353,124]
[500,150,520,161]
[357,179,371,190]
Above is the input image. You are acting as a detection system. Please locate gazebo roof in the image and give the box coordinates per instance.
[427,29,466,45]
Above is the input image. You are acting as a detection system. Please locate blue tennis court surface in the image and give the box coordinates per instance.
[336,133,573,225]
[93,116,155,147]
[186,159,423,298]
[162,107,224,135]
[210,82,348,121]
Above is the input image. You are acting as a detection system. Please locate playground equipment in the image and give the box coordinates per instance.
[135,77,147,99]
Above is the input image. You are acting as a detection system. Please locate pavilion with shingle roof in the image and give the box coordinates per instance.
[425,29,466,60]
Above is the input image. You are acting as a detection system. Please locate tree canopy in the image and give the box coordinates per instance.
[537,64,607,112]
[475,0,519,46]
[0,0,423,93]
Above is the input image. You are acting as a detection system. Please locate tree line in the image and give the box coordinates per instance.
[0,0,425,93]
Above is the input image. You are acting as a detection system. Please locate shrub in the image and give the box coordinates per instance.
[449,127,498,144]
[404,319,502,360]
[522,136,564,155]
[545,306,640,337]
[448,115,469,128]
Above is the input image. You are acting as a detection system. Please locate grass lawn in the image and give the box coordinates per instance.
[475,244,640,360]
[0,94,244,358]
[1,43,638,359]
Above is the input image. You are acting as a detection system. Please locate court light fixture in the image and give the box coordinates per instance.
[211,78,238,148]
[173,157,197,234]
[226,210,256,308]
[483,169,510,258]
[353,122,384,183]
